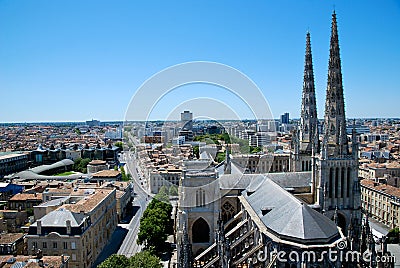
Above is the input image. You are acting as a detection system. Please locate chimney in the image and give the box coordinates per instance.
[37,220,42,235]
[66,220,71,235]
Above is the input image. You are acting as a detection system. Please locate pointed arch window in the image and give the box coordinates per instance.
[304,124,309,134]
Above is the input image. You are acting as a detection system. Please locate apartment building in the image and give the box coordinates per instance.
[26,189,117,268]
[360,179,400,229]
[359,162,400,180]
[149,166,182,194]
[0,153,28,178]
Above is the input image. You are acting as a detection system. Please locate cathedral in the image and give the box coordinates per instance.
[176,12,391,268]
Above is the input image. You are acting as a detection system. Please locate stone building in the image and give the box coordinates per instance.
[149,166,182,194]
[0,233,25,255]
[26,189,117,268]
[177,160,221,255]
[360,179,400,229]
[0,153,28,178]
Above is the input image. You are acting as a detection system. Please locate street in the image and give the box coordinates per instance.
[117,136,151,256]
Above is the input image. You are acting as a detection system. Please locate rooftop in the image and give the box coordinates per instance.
[92,170,121,178]
[0,233,24,244]
[361,179,400,199]
[9,193,42,201]
[88,160,107,165]
[241,176,341,245]
[32,208,86,227]
[62,189,113,213]
[0,153,27,161]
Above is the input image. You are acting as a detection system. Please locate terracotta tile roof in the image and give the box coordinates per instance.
[89,160,107,165]
[0,233,24,244]
[0,255,69,268]
[92,170,121,178]
[361,179,400,199]
[386,162,400,169]
[62,189,113,213]
[9,193,42,201]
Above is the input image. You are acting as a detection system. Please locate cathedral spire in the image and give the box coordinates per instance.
[300,32,318,153]
[323,11,348,157]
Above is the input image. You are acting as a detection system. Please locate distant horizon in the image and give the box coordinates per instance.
[1,117,400,125]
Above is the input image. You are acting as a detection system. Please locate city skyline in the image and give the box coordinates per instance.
[1,0,399,122]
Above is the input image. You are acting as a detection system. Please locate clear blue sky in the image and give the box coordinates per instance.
[1,0,399,122]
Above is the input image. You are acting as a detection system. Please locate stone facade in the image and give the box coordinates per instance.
[26,189,117,268]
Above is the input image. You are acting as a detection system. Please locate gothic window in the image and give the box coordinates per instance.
[192,217,210,243]
[329,168,333,198]
[222,201,235,222]
[335,167,339,198]
[341,168,345,198]
[304,124,309,134]
[347,168,351,198]
[196,189,206,207]
[305,110,309,119]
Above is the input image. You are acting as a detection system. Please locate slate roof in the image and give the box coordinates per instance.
[242,177,341,245]
[266,172,312,188]
[35,196,69,208]
[218,172,311,191]
[31,208,86,227]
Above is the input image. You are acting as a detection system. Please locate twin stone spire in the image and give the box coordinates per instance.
[299,11,349,158]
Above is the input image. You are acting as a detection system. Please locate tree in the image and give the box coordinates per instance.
[120,166,129,181]
[387,227,399,243]
[137,197,173,254]
[215,151,226,163]
[73,158,91,173]
[115,141,123,150]
[153,186,170,203]
[137,212,168,252]
[98,254,129,268]
[129,251,162,268]
[193,145,200,159]
[98,252,161,268]
[169,185,178,196]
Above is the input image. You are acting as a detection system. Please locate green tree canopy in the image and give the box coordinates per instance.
[98,252,161,268]
[73,158,91,173]
[97,254,129,268]
[129,251,162,268]
[137,197,173,254]
[115,141,123,150]
[169,185,178,196]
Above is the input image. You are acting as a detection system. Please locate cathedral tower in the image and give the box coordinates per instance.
[322,10,348,157]
[300,32,318,150]
[290,32,318,172]
[314,11,361,236]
